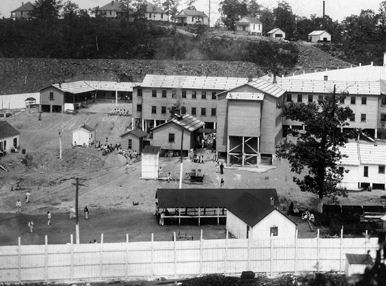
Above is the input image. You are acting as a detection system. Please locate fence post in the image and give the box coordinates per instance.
[173,232,177,277]
[151,233,154,277]
[199,229,203,275]
[70,234,74,282]
[339,227,343,272]
[316,229,320,272]
[125,234,129,280]
[99,233,104,281]
[224,231,228,275]
[44,235,48,283]
[17,237,21,283]
[270,233,273,276]
[294,229,298,274]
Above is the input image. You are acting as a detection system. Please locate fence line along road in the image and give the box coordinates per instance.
[0,232,379,283]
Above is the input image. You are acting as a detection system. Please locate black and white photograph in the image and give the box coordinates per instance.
[0,0,386,285]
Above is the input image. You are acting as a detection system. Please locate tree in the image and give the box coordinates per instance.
[247,0,261,17]
[61,1,80,18]
[273,1,296,39]
[185,0,196,10]
[219,0,248,31]
[259,8,274,34]
[276,88,353,205]
[162,0,179,20]
[30,0,62,21]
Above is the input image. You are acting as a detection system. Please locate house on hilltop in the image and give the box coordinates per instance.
[174,9,209,25]
[267,28,286,40]
[235,17,262,36]
[0,121,20,153]
[145,3,168,21]
[95,0,127,18]
[308,30,331,42]
[11,2,34,19]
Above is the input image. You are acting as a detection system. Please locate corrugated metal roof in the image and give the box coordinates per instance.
[275,78,381,95]
[51,81,95,94]
[120,128,148,138]
[140,74,249,90]
[0,121,19,140]
[79,124,95,132]
[98,0,122,11]
[226,92,264,101]
[339,142,360,166]
[308,30,330,36]
[45,81,138,94]
[146,3,164,13]
[248,79,286,98]
[153,114,204,133]
[340,142,386,166]
[346,254,373,265]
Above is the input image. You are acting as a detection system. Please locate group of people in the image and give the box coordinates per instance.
[15,190,31,213]
[108,107,130,117]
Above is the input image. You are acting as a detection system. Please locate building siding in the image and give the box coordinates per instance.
[40,87,64,111]
[121,133,141,152]
[0,135,20,152]
[152,123,193,151]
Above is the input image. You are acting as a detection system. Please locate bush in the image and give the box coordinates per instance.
[241,271,255,279]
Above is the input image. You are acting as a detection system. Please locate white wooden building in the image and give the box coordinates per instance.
[175,9,209,25]
[141,145,160,179]
[345,253,373,277]
[339,142,386,190]
[308,30,331,43]
[235,17,262,36]
[226,192,296,240]
[0,121,20,153]
[267,28,286,40]
[145,3,168,22]
[72,124,96,147]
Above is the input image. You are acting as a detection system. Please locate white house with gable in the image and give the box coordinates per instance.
[72,124,96,147]
[339,141,386,190]
[308,30,331,42]
[267,28,286,40]
[235,17,262,36]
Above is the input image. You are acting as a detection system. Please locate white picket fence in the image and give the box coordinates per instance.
[0,233,379,283]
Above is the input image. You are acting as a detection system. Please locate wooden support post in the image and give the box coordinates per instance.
[227,136,230,165]
[99,233,104,280]
[198,207,201,226]
[269,233,273,276]
[217,207,220,225]
[125,234,129,280]
[339,227,343,272]
[17,237,21,283]
[294,229,298,273]
[70,234,74,282]
[242,136,245,166]
[178,207,181,225]
[316,229,320,272]
[151,233,154,277]
[173,232,177,277]
[199,229,203,275]
[44,235,48,283]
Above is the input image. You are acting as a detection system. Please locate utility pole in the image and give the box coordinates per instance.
[208,0,211,27]
[179,128,184,189]
[72,178,86,244]
[58,130,62,160]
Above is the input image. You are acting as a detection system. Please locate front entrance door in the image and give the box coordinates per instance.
[13,138,17,148]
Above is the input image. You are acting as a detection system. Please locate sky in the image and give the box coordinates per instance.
[1,0,383,24]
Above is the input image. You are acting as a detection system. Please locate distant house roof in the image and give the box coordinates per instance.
[156,188,279,208]
[143,145,161,154]
[140,74,250,91]
[146,3,164,13]
[267,28,285,34]
[11,2,34,13]
[152,114,204,133]
[175,9,208,18]
[308,30,330,36]
[0,121,20,140]
[346,254,373,265]
[98,0,122,11]
[236,17,262,25]
[120,128,148,138]
[79,124,95,132]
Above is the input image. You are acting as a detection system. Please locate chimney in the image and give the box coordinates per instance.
[270,197,274,206]
[247,75,253,82]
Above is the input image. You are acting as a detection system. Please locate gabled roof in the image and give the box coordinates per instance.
[339,141,386,166]
[140,74,249,91]
[152,114,204,133]
[41,81,138,94]
[120,128,148,138]
[175,9,208,18]
[11,2,34,13]
[346,254,373,265]
[217,79,285,99]
[267,28,285,34]
[226,92,264,101]
[156,188,279,208]
[42,81,95,94]
[236,17,262,25]
[79,124,95,132]
[308,30,330,36]
[98,0,122,11]
[143,145,161,154]
[146,3,164,13]
[0,121,20,139]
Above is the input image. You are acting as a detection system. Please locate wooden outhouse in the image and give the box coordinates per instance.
[72,124,96,147]
[0,121,20,153]
[226,192,296,239]
[120,129,148,153]
[141,145,161,179]
[345,253,373,276]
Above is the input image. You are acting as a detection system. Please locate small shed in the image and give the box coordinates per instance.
[345,253,373,277]
[142,145,161,179]
[72,124,96,147]
[24,97,37,108]
[120,128,148,153]
[0,121,20,152]
[267,28,286,40]
[308,30,331,43]
[226,192,296,239]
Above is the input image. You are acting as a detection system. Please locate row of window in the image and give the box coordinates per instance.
[349,113,367,122]
[364,165,385,177]
[137,104,216,116]
[286,94,368,105]
[146,89,217,100]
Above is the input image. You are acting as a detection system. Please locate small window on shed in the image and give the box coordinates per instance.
[137,88,142,97]
[364,166,369,177]
[286,94,292,102]
[172,89,177,98]
[379,165,385,174]
[192,91,197,99]
[202,91,206,99]
[49,92,54,101]
[128,139,132,149]
[270,226,278,237]
[168,133,175,143]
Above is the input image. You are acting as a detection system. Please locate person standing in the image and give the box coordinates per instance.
[220,178,224,188]
[27,221,34,233]
[25,191,31,203]
[47,211,52,226]
[84,206,89,220]
[16,199,21,213]
[220,162,224,174]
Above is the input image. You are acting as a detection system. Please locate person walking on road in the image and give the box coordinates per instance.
[47,211,52,226]
[220,162,224,174]
[16,199,21,213]
[84,206,89,220]
[27,221,34,233]
[220,178,224,188]
[25,191,31,203]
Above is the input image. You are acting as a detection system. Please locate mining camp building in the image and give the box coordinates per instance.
[308,30,331,42]
[72,124,96,147]
[267,28,286,40]
[11,2,34,19]
[120,128,148,152]
[0,121,20,153]
[141,146,161,179]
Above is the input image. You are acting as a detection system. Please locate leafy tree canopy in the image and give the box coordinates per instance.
[31,0,63,21]
[276,89,353,201]
[219,0,248,31]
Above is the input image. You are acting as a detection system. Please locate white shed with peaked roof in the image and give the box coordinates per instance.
[308,30,331,43]
[267,28,286,40]
[72,124,96,147]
